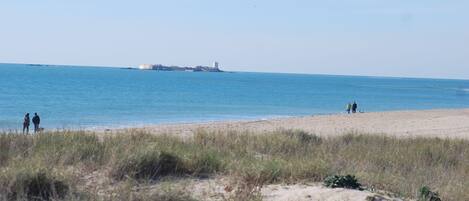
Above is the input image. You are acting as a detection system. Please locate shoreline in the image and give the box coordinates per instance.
[104,108,469,139]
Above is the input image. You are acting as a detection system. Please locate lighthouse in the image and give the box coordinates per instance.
[213,61,219,70]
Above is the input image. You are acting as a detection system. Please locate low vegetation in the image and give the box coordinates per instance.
[0,130,468,200]
[111,150,187,180]
[419,186,442,201]
[0,165,69,201]
[323,174,361,189]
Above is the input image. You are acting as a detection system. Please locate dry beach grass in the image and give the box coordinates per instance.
[0,129,468,201]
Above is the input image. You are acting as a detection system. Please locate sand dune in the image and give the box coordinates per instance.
[164,177,402,201]
[261,184,400,201]
[102,109,469,200]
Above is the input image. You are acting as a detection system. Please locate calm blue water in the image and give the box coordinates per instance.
[1,63,469,131]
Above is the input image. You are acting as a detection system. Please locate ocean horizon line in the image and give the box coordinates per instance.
[1,62,468,81]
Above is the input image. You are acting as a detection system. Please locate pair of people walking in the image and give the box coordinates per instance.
[23,113,41,134]
[346,102,358,114]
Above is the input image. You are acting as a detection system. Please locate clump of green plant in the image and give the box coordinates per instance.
[323,174,361,189]
[0,167,69,201]
[111,150,187,180]
[419,186,441,201]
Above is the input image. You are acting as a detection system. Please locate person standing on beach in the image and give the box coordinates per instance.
[352,102,358,113]
[346,103,352,114]
[23,113,30,134]
[32,113,41,133]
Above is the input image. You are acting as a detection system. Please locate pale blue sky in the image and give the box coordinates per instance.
[1,0,468,79]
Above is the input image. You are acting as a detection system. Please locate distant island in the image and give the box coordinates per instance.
[136,62,223,72]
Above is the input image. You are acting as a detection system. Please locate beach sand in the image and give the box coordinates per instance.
[110,108,469,139]
[173,178,400,201]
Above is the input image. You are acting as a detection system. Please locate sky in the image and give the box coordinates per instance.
[1,0,468,79]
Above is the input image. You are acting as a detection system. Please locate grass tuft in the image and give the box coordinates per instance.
[0,165,69,201]
[111,150,187,180]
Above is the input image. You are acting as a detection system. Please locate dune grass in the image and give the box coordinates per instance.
[0,130,468,200]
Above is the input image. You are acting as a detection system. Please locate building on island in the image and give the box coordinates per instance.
[137,62,223,72]
[138,64,155,70]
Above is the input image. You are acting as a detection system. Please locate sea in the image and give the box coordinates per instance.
[1,63,469,131]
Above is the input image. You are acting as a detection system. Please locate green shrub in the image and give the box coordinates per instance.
[419,186,441,201]
[323,174,361,189]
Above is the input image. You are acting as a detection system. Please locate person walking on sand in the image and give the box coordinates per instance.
[32,113,41,133]
[352,102,358,113]
[23,113,30,134]
[346,103,352,114]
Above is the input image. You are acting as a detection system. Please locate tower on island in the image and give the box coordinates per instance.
[213,61,219,70]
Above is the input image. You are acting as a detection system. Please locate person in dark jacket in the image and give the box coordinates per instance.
[32,113,41,133]
[352,102,358,113]
[23,113,30,134]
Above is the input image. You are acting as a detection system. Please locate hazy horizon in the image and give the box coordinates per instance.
[3,62,469,81]
[1,1,468,79]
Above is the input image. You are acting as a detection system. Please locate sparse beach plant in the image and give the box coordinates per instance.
[323,174,361,189]
[419,186,441,201]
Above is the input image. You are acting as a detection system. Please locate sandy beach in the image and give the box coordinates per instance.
[110,108,469,139]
